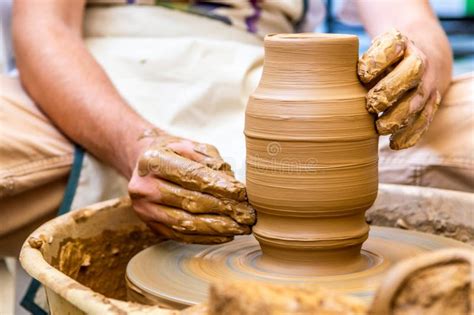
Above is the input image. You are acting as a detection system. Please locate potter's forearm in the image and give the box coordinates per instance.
[356,0,452,95]
[13,0,154,178]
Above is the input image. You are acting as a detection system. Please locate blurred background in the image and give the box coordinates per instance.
[316,0,474,75]
[1,0,474,74]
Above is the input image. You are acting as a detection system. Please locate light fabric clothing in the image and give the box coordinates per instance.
[73,5,266,210]
[86,0,325,38]
[82,6,267,178]
[379,73,474,191]
[0,6,473,256]
[0,76,72,256]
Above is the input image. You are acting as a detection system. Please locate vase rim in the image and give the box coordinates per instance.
[265,33,357,42]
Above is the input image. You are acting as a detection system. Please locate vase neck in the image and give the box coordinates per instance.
[257,33,362,95]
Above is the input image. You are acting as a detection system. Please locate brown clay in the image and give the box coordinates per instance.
[139,129,233,174]
[139,147,246,201]
[151,206,251,236]
[366,185,474,245]
[389,90,440,150]
[204,248,473,315]
[208,280,368,315]
[137,179,255,225]
[358,29,407,84]
[369,248,473,315]
[365,44,424,115]
[245,33,378,274]
[375,85,424,135]
[51,228,159,300]
[358,29,438,150]
[134,131,256,242]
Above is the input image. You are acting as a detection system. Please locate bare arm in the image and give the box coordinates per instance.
[13,0,255,242]
[357,0,452,95]
[13,0,154,178]
[356,0,452,149]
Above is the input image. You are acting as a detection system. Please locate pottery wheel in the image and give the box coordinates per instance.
[126,226,471,308]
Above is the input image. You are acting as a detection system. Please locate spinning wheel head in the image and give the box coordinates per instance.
[126,227,471,309]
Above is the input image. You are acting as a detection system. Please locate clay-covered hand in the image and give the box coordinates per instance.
[358,29,441,150]
[128,129,256,244]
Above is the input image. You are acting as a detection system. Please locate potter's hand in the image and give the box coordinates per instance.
[128,129,256,244]
[358,29,441,150]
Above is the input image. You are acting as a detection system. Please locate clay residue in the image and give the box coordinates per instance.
[366,199,474,245]
[208,280,368,315]
[358,29,406,84]
[163,207,251,236]
[71,208,96,223]
[134,178,255,225]
[392,262,471,315]
[389,90,440,150]
[365,48,424,115]
[51,228,160,300]
[131,134,256,243]
[138,147,246,201]
[181,303,209,315]
[28,236,44,249]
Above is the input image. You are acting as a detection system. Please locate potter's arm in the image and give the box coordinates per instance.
[356,0,452,149]
[357,0,452,95]
[13,0,154,178]
[13,0,255,243]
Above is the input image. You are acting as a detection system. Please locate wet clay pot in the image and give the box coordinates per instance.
[245,33,379,275]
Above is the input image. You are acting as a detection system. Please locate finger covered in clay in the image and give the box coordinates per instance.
[366,44,425,114]
[390,91,441,150]
[140,129,233,175]
[138,148,247,201]
[193,143,233,175]
[376,84,426,135]
[155,180,256,225]
[358,29,407,84]
[153,203,251,236]
[147,222,234,244]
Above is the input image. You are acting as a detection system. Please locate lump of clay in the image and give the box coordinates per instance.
[370,248,473,315]
[207,280,368,315]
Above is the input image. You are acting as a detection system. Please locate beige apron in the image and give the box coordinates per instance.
[71,6,265,209]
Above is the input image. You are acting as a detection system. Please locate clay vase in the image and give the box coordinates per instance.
[245,34,379,275]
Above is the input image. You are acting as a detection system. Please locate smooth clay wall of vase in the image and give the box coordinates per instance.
[245,33,379,275]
